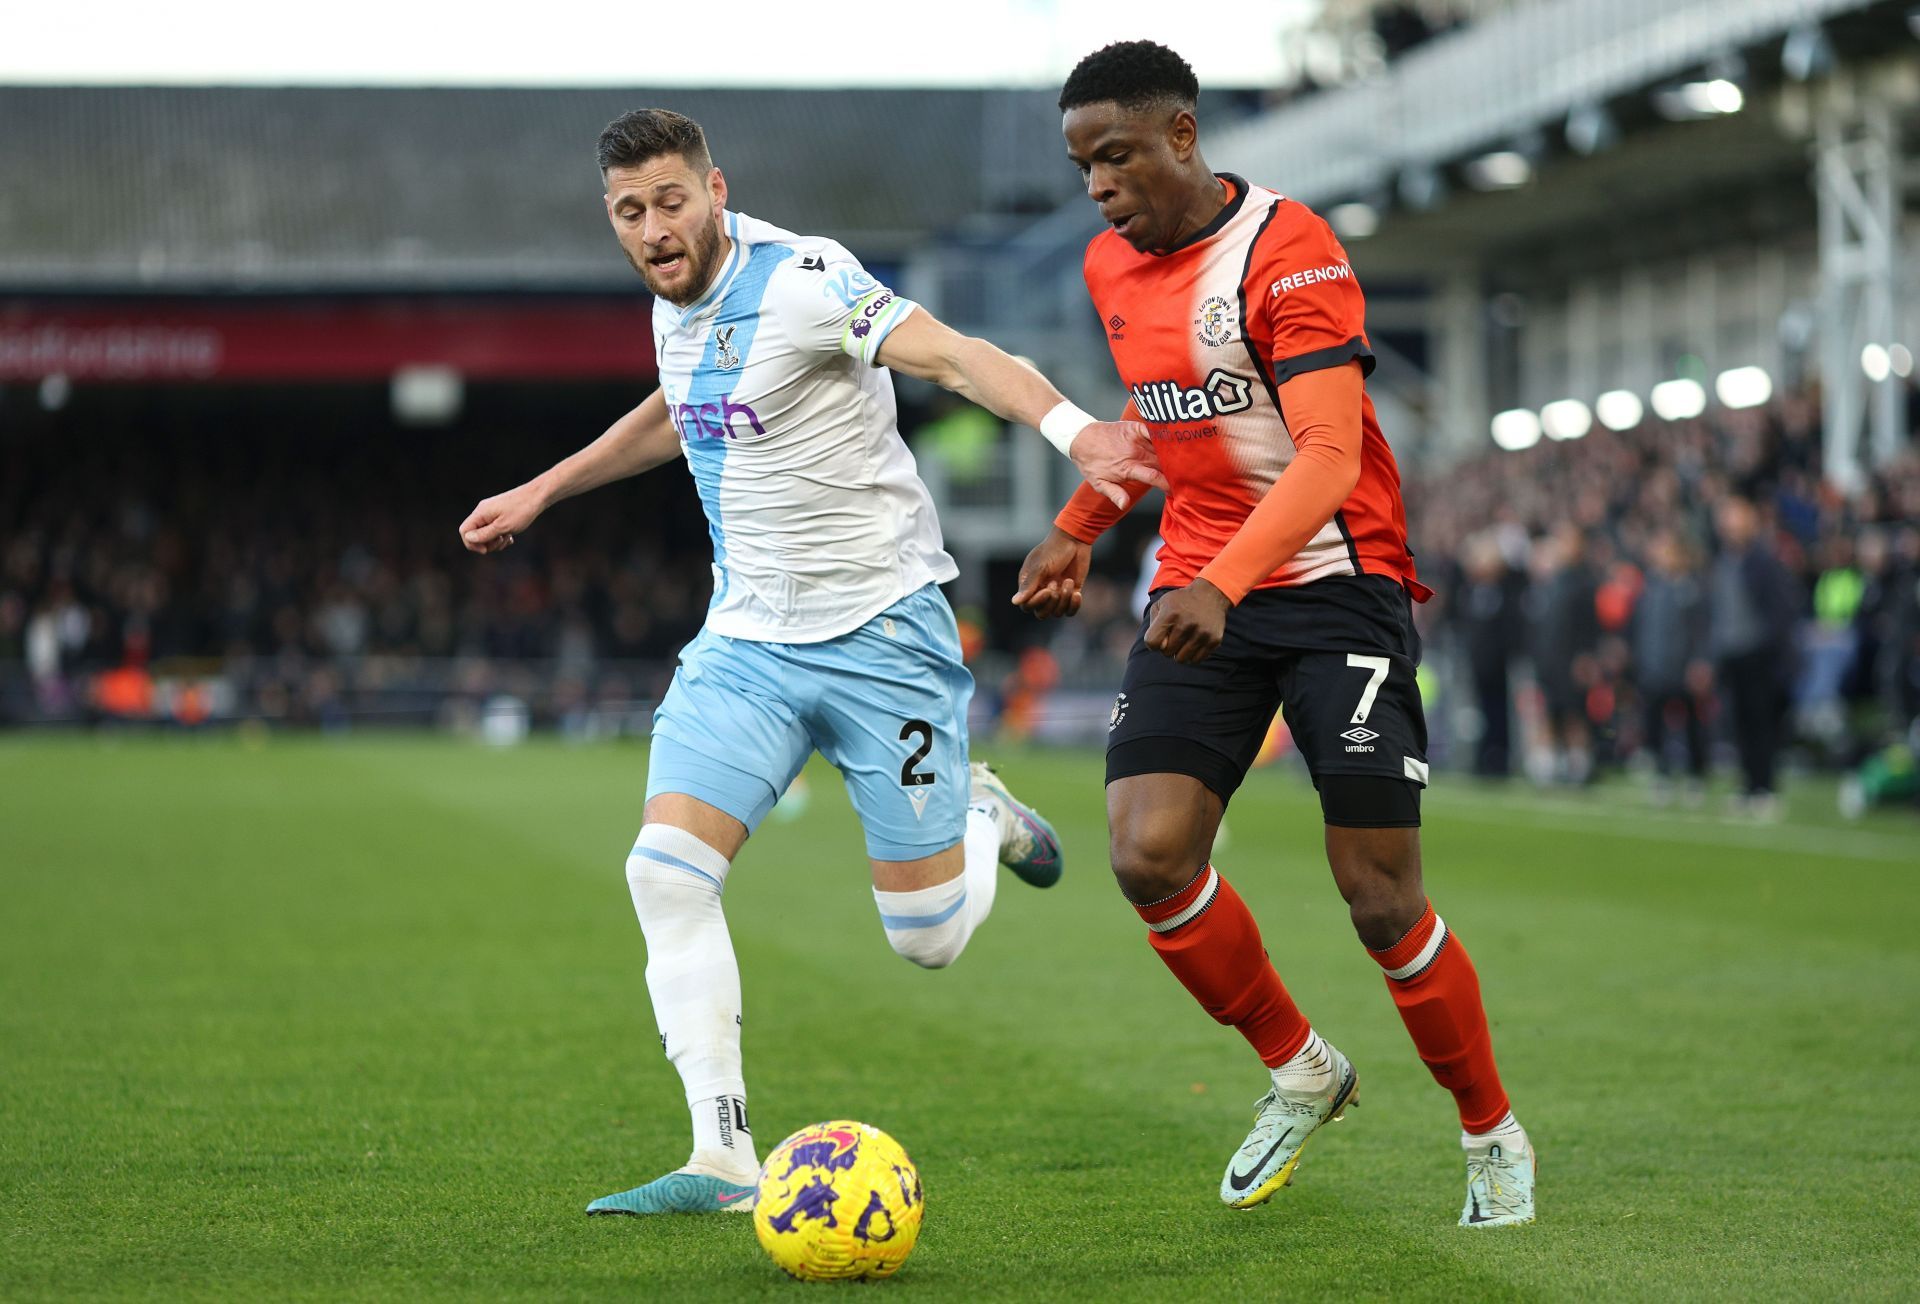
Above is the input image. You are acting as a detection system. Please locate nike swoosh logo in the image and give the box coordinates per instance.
[1466,1196,1498,1223]
[1227,1127,1293,1190]
[715,1190,751,1204]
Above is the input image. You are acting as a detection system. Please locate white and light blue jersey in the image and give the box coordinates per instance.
[653,210,958,644]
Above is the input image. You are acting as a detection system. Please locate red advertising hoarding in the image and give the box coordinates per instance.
[0,298,657,382]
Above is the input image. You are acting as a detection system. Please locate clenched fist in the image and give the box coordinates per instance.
[458,483,549,554]
[1144,579,1231,664]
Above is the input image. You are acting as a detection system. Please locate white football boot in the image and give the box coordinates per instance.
[1220,1041,1358,1208]
[1460,1126,1536,1228]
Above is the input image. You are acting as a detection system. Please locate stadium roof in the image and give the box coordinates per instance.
[0,86,1076,292]
[1204,0,1919,281]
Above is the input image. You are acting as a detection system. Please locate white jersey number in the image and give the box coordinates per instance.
[1346,654,1391,725]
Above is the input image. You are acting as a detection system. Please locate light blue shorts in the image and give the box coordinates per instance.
[647,584,974,860]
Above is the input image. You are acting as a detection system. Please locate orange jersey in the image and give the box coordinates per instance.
[1067,175,1422,598]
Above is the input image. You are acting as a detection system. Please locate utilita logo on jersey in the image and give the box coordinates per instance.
[1128,368,1255,422]
[670,396,766,441]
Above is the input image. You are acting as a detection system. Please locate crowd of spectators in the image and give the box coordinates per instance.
[0,384,719,729]
[1409,386,1920,815]
[5,378,1917,815]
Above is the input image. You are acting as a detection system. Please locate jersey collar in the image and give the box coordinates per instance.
[1154,173,1248,257]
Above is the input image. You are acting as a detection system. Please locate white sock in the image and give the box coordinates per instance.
[687,1094,755,1182]
[962,801,1000,930]
[1270,1029,1336,1093]
[1463,1111,1528,1152]
[969,785,1013,861]
[626,824,758,1181]
[872,806,999,969]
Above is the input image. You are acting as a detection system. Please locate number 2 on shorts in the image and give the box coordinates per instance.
[898,719,936,787]
[1346,654,1390,725]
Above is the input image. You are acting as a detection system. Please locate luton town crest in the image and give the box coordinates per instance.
[1194,295,1235,347]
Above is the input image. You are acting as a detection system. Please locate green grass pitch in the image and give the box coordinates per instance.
[3,734,1917,1300]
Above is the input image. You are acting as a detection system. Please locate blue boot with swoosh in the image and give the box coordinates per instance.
[586,1169,756,1216]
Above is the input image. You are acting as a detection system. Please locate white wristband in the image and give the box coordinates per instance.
[1038,400,1095,457]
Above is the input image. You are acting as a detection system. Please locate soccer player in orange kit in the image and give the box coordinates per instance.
[1014,41,1534,1227]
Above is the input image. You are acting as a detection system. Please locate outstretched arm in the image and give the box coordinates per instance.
[875,309,1164,509]
[458,388,680,554]
[1011,400,1154,619]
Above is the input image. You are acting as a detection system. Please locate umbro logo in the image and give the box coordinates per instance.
[1107,314,1125,338]
[798,253,827,272]
[1340,726,1379,744]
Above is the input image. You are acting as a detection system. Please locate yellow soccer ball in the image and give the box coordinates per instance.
[753,1120,924,1281]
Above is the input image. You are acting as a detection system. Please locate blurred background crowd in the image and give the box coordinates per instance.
[1410,385,1920,815]
[5,0,1919,820]
[1,384,716,736]
[6,378,1918,817]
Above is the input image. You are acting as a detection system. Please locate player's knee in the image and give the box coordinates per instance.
[883,919,968,969]
[1347,892,1422,952]
[1325,819,1424,950]
[1337,868,1424,951]
[625,824,732,914]
[1108,819,1206,905]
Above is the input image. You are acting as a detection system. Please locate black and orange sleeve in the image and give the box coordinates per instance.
[1259,206,1375,386]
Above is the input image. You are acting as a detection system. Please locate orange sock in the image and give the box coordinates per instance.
[1136,865,1312,1068]
[1368,899,1511,1132]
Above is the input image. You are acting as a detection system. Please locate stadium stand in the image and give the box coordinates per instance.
[2,20,1916,812]
[0,86,1078,287]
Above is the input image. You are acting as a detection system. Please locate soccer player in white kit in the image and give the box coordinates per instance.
[458,108,1162,1215]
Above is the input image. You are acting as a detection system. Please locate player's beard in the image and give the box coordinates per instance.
[634,216,725,307]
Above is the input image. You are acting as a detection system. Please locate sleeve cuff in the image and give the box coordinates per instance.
[1271,335,1375,386]
[852,297,916,365]
[1194,564,1249,606]
[1053,513,1103,545]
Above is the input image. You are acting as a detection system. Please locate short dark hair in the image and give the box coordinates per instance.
[596,108,712,174]
[1059,41,1199,115]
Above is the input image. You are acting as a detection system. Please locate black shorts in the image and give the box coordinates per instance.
[1105,574,1428,825]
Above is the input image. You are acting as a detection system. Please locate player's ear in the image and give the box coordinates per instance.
[1168,108,1199,161]
[708,167,728,214]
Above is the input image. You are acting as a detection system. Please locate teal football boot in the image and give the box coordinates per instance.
[969,762,1063,888]
[586,1170,756,1216]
